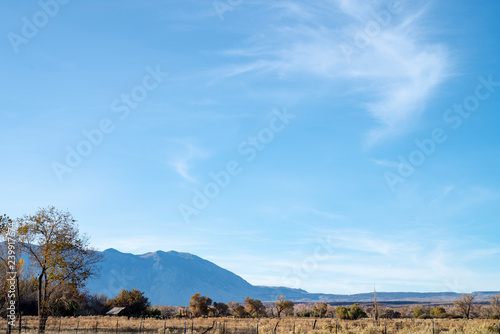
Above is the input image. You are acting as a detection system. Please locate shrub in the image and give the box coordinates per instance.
[431,306,447,318]
[146,307,162,318]
[380,310,401,319]
[336,306,349,319]
[348,303,367,320]
[298,311,313,317]
[413,308,425,319]
[335,304,367,320]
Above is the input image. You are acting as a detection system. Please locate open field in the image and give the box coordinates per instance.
[2,317,500,334]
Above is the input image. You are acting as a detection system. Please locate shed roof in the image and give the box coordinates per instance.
[106,307,126,315]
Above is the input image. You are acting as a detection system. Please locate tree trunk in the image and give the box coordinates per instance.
[38,316,48,334]
[38,270,47,334]
[38,272,43,317]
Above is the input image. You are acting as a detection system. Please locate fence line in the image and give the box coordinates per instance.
[1,317,499,334]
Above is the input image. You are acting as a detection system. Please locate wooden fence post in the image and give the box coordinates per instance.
[139,318,143,334]
[58,317,62,334]
[256,320,259,334]
[75,318,80,334]
[95,317,98,334]
[163,318,167,334]
[184,322,187,334]
[115,318,119,334]
[273,320,280,334]
[293,321,295,334]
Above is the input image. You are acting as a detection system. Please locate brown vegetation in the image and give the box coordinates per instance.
[1,316,499,334]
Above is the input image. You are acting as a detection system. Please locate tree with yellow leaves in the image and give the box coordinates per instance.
[275,295,294,317]
[17,207,102,333]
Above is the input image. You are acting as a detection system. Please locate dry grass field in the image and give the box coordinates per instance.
[2,317,500,334]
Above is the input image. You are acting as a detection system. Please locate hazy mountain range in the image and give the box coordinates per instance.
[84,248,499,306]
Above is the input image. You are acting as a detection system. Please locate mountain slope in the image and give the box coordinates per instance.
[85,248,499,306]
[86,248,262,306]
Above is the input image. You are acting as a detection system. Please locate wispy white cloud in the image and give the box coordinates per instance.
[275,230,500,293]
[213,0,451,146]
[166,139,209,183]
[169,159,195,182]
[429,185,456,206]
[371,158,401,168]
[361,35,448,145]
[296,206,342,219]
[327,232,414,256]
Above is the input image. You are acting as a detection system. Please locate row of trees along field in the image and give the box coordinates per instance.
[2,207,500,334]
[180,293,500,320]
[185,295,366,319]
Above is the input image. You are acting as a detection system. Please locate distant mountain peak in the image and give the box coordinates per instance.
[103,248,120,253]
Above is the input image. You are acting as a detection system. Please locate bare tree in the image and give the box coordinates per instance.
[491,294,500,317]
[17,207,102,333]
[275,295,294,317]
[454,293,477,319]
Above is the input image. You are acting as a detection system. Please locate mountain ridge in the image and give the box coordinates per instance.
[84,248,499,306]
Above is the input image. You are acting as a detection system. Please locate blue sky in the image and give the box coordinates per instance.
[1,0,500,295]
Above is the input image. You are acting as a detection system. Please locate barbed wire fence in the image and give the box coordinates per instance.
[0,317,499,334]
[1,318,260,334]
